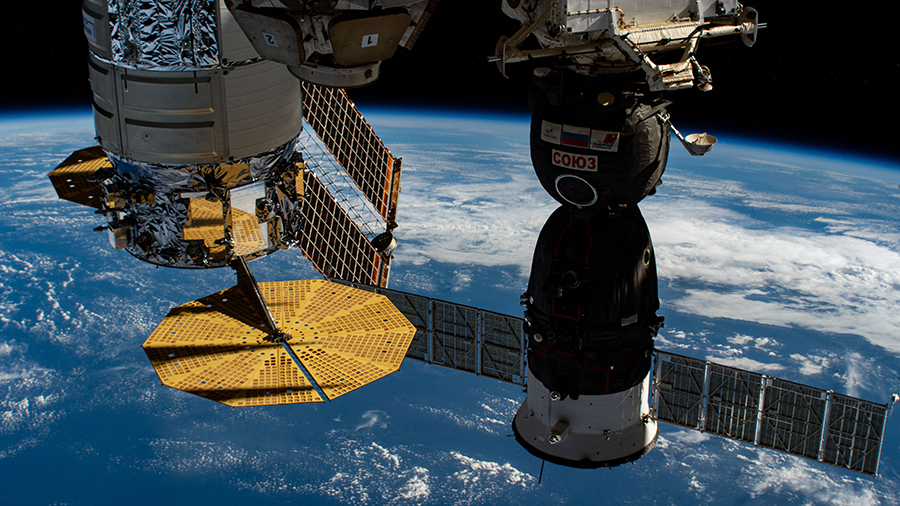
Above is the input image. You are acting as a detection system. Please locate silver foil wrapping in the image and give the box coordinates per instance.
[106,136,299,191]
[103,136,305,268]
[108,0,219,70]
[126,192,192,265]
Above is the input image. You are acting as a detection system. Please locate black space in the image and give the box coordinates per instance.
[5,2,898,160]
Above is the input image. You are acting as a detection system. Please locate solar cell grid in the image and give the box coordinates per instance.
[48,146,110,209]
[481,312,525,384]
[758,379,827,459]
[705,365,761,442]
[300,173,385,286]
[653,351,890,475]
[432,302,479,373]
[822,394,886,474]
[301,82,399,221]
[144,280,415,405]
[654,353,706,429]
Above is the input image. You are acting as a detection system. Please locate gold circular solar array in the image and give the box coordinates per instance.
[268,281,416,400]
[143,279,416,406]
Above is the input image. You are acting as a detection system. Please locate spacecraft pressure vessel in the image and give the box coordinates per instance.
[80,0,306,268]
[513,205,662,467]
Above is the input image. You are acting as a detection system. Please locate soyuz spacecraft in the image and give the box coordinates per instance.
[491,1,893,475]
[48,0,894,477]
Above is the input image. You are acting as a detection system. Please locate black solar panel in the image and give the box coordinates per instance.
[654,351,890,475]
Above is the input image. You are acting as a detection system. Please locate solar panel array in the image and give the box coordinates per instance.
[143,285,323,407]
[321,285,891,475]
[300,172,390,287]
[301,81,401,223]
[143,279,417,406]
[299,283,891,475]
[48,146,109,209]
[654,351,890,475]
[332,280,527,386]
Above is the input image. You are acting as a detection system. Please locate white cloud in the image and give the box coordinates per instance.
[727,334,755,346]
[736,448,895,506]
[410,394,519,436]
[789,353,831,376]
[395,467,430,501]
[450,452,533,487]
[839,352,873,398]
[742,199,849,215]
[655,328,697,350]
[393,172,555,275]
[451,269,472,292]
[703,355,786,373]
[814,217,900,249]
[666,429,712,444]
[355,410,389,431]
[658,425,899,505]
[644,199,900,354]
[387,125,556,277]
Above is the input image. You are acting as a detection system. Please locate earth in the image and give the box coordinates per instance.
[1,107,899,505]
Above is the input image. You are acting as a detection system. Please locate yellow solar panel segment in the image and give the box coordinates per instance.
[48,146,111,209]
[269,281,416,400]
[144,293,323,406]
[143,279,416,405]
[232,207,266,257]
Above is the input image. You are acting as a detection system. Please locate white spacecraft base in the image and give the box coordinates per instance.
[513,371,658,468]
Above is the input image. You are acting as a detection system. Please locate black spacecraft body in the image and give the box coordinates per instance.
[529,69,670,212]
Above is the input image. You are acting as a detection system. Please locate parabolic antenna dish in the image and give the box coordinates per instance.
[143,279,416,406]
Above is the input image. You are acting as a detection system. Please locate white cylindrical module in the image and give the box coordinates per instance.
[78,0,307,268]
[88,54,303,165]
[513,370,658,468]
[84,0,303,165]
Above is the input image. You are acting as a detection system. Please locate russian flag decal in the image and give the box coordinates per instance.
[561,125,591,148]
